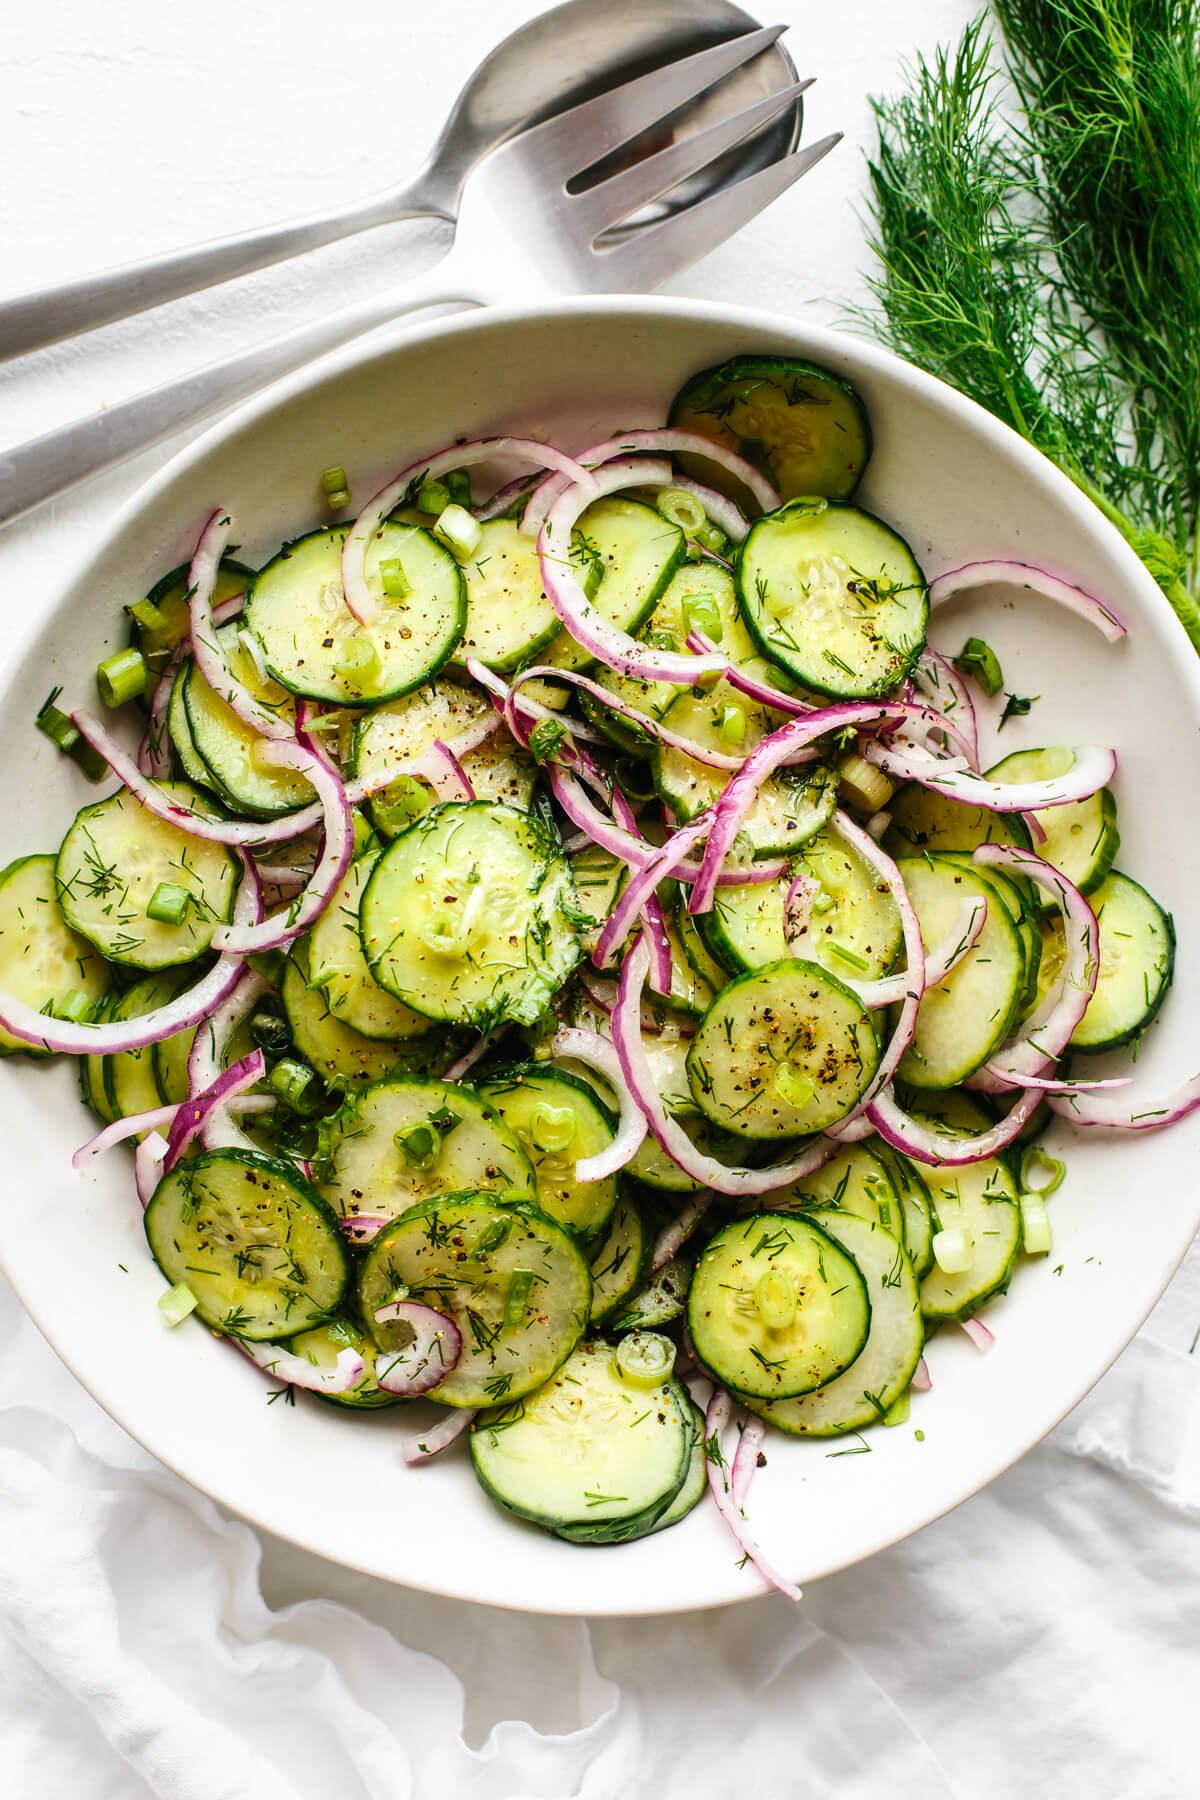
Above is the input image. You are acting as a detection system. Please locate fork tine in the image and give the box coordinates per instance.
[579,78,814,237]
[597,133,843,289]
[516,24,789,177]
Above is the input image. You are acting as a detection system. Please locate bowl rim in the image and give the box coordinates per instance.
[6,292,1199,1614]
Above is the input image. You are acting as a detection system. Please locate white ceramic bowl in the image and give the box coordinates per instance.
[2,298,1197,1616]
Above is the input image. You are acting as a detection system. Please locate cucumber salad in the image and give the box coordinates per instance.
[4,352,1194,1599]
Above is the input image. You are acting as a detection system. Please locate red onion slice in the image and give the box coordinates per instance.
[165,1051,267,1170]
[547,766,784,887]
[73,1103,179,1169]
[783,871,819,948]
[911,1357,932,1392]
[187,508,289,741]
[685,629,813,716]
[866,1083,1043,1167]
[928,560,1128,643]
[135,1130,169,1210]
[731,1414,766,1510]
[594,816,710,968]
[539,459,726,683]
[612,936,836,1195]
[403,1407,476,1465]
[235,1337,366,1395]
[973,846,1099,1082]
[704,1388,801,1602]
[509,663,746,770]
[186,967,271,1099]
[650,1193,714,1273]
[959,1317,995,1352]
[912,648,979,768]
[862,737,1117,811]
[549,1025,648,1180]
[371,1302,463,1395]
[339,1213,392,1242]
[522,428,779,539]
[342,437,598,628]
[1046,1075,1200,1133]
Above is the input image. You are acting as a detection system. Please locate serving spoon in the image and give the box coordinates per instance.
[0,0,800,363]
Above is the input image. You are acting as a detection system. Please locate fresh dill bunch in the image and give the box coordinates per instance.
[862,11,1200,646]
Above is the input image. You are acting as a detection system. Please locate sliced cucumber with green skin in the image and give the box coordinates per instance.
[280,945,411,1089]
[452,516,601,672]
[643,888,717,1018]
[168,670,214,789]
[0,854,108,1056]
[668,355,871,506]
[883,786,1033,859]
[358,1193,592,1407]
[307,850,432,1042]
[654,680,837,857]
[674,888,733,989]
[738,498,928,698]
[1037,870,1175,1053]
[870,1142,935,1281]
[985,748,1119,908]
[623,1031,718,1193]
[569,844,627,962]
[744,1210,922,1438]
[589,1187,652,1325]
[470,1341,689,1536]
[182,624,313,819]
[287,1316,403,1409]
[360,802,581,1030]
[701,824,902,981]
[645,1397,709,1535]
[352,679,535,835]
[479,1065,619,1243]
[133,556,252,680]
[538,497,685,674]
[625,1114,721,1193]
[145,1149,348,1339]
[919,1156,1021,1322]
[80,993,117,1118]
[940,852,1042,1018]
[56,785,240,970]
[689,1211,871,1400]
[766,1143,906,1244]
[245,523,465,705]
[105,971,189,1118]
[609,1252,694,1333]
[894,856,1025,1089]
[686,959,880,1140]
[318,1075,536,1225]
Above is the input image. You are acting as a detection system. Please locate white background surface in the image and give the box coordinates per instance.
[0,3,1197,1795]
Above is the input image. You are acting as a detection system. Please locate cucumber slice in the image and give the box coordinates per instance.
[701,823,903,981]
[589,1187,652,1325]
[318,1075,536,1224]
[360,801,581,1029]
[1038,870,1174,1053]
[738,498,927,698]
[609,1251,694,1333]
[182,624,313,818]
[985,748,1119,907]
[646,1397,709,1535]
[919,1157,1021,1322]
[306,850,431,1042]
[745,1209,922,1437]
[145,1149,348,1339]
[56,785,240,970]
[287,1316,403,1409]
[479,1065,619,1243]
[280,945,410,1089]
[0,854,107,1056]
[883,786,1033,858]
[167,669,214,789]
[644,888,718,1018]
[471,1341,690,1536]
[352,679,535,835]
[569,844,628,962]
[689,1211,871,1400]
[79,993,117,1119]
[766,1143,906,1244]
[686,959,880,1139]
[245,524,465,705]
[452,515,600,672]
[538,497,685,674]
[871,1142,936,1280]
[669,355,871,506]
[674,889,733,989]
[358,1193,591,1406]
[133,556,252,679]
[653,680,837,857]
[105,971,189,1118]
[940,852,1043,1018]
[894,856,1025,1088]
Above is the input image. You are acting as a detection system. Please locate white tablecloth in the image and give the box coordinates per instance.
[1,4,1196,1794]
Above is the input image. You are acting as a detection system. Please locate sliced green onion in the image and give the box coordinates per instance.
[696,522,730,556]
[615,1329,676,1388]
[394,1121,442,1170]
[146,881,191,926]
[379,557,411,598]
[932,1227,972,1274]
[827,941,870,972]
[269,1057,321,1115]
[503,1268,534,1330]
[432,503,483,560]
[528,719,568,764]
[129,597,168,633]
[476,1216,513,1255]
[333,635,381,687]
[96,646,148,708]
[372,773,428,837]
[158,1281,199,1327]
[811,890,835,915]
[327,488,350,511]
[657,486,708,535]
[753,1268,796,1330]
[428,1105,462,1137]
[443,469,472,507]
[883,1391,910,1427]
[774,1062,815,1109]
[529,1103,577,1154]
[718,704,746,747]
[1020,1194,1053,1256]
[682,589,724,641]
[952,636,1004,697]
[417,478,452,514]
[55,989,94,1024]
[320,465,348,495]
[1019,1146,1066,1197]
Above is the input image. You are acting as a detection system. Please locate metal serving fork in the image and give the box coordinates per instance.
[0,26,839,527]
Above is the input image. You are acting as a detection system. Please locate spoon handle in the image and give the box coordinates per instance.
[0,252,481,527]
[0,169,445,365]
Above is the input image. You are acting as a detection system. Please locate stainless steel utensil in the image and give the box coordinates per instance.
[0,27,839,527]
[0,0,801,363]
